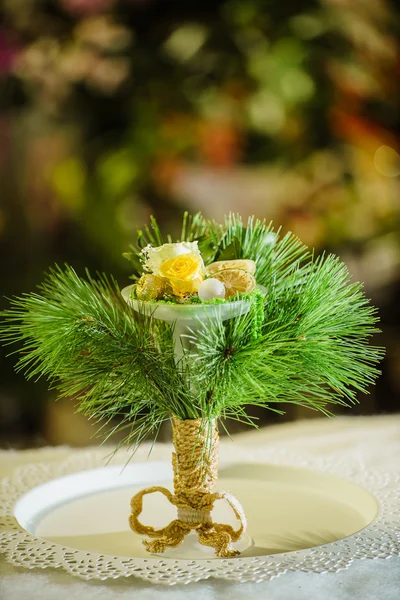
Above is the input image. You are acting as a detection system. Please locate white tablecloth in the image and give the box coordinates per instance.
[1,415,400,600]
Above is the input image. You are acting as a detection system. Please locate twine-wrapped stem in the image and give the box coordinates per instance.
[129,417,247,558]
[172,416,218,523]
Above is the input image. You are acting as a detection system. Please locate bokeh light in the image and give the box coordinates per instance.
[0,0,399,446]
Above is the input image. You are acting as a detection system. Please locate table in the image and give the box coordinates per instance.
[1,414,400,600]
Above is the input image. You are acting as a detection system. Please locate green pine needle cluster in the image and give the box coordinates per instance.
[0,213,384,452]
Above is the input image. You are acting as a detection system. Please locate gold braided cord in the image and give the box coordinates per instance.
[129,417,247,558]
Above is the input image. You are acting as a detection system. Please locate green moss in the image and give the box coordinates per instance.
[129,286,260,305]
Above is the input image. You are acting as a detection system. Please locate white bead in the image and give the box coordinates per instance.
[198,278,226,301]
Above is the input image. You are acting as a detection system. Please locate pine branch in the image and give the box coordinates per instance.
[0,213,384,452]
[0,265,200,446]
[203,214,311,285]
[189,250,383,419]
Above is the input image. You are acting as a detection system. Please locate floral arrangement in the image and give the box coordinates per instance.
[0,212,384,557]
[134,239,256,302]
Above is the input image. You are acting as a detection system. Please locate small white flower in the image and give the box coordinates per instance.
[141,241,203,274]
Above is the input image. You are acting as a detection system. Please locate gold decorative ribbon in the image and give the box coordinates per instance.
[129,417,247,558]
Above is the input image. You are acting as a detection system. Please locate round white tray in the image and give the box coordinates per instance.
[1,449,399,585]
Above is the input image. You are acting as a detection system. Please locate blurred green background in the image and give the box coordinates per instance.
[1,0,399,447]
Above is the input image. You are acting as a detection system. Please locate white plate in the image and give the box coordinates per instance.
[1,450,400,584]
[14,461,377,560]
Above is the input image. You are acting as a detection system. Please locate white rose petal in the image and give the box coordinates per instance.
[141,241,203,274]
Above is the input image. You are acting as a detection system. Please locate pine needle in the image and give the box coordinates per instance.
[0,214,384,453]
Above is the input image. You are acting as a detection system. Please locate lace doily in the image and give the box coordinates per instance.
[0,447,399,585]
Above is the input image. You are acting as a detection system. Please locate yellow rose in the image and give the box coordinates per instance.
[141,241,201,274]
[159,253,204,296]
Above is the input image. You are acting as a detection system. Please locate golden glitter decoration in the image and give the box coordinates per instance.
[135,274,166,300]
